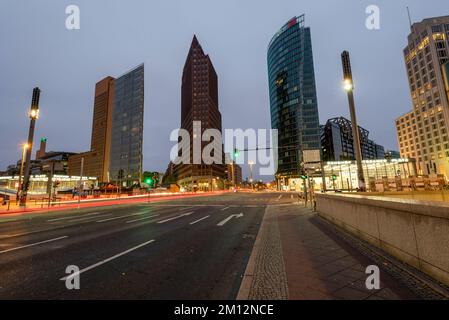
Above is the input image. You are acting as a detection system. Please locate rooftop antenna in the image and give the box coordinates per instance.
[407,7,413,30]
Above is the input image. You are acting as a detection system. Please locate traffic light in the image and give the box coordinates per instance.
[300,175,307,180]
[145,177,154,187]
[233,148,240,159]
[331,174,338,181]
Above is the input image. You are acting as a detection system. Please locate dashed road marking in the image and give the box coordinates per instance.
[60,239,155,281]
[0,236,68,254]
[189,215,210,225]
[217,213,244,227]
[68,214,112,223]
[157,212,195,224]
[48,212,102,222]
[126,214,160,224]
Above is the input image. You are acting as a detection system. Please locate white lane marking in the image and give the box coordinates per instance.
[0,219,19,224]
[277,195,283,200]
[68,214,112,223]
[126,214,160,224]
[217,213,244,227]
[291,195,294,199]
[96,212,143,223]
[157,211,194,224]
[48,212,101,222]
[189,215,210,225]
[0,236,68,254]
[220,207,229,211]
[60,239,155,281]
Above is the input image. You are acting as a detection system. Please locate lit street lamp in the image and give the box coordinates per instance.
[341,51,366,191]
[19,87,41,207]
[16,143,29,202]
[343,79,354,92]
[248,161,255,190]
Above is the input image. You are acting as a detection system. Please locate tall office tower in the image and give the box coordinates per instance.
[267,16,321,186]
[68,76,115,182]
[174,35,224,191]
[396,16,449,178]
[68,65,144,187]
[109,64,145,186]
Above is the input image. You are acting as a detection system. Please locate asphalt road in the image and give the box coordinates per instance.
[0,192,294,299]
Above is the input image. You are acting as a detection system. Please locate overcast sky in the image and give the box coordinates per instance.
[1,0,449,180]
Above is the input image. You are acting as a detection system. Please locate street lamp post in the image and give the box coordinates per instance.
[17,143,28,203]
[19,87,41,207]
[78,156,84,209]
[341,51,366,192]
[249,161,254,190]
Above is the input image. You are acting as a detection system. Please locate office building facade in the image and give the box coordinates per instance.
[321,117,385,161]
[109,64,144,186]
[267,16,321,182]
[174,36,225,191]
[69,65,144,187]
[396,16,449,178]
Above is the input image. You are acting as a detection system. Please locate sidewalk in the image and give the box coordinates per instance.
[238,203,420,300]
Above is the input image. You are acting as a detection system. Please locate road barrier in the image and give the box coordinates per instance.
[316,193,449,287]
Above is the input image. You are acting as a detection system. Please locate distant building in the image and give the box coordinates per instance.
[395,16,449,178]
[2,138,75,177]
[35,138,48,159]
[226,163,242,187]
[385,150,401,159]
[375,144,386,160]
[321,117,385,161]
[173,36,225,191]
[268,15,321,183]
[68,64,144,187]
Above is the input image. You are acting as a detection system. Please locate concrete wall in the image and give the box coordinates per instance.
[316,193,449,286]
[359,191,449,203]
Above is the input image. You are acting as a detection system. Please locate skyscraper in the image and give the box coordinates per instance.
[174,35,224,191]
[109,64,145,186]
[68,65,144,187]
[396,16,449,178]
[68,76,115,182]
[267,16,321,185]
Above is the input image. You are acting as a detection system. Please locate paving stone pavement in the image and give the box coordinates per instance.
[238,205,289,300]
[240,202,425,300]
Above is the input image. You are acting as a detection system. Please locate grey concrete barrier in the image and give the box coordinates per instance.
[316,193,449,286]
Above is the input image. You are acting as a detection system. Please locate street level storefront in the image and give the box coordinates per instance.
[0,175,97,195]
[323,158,431,192]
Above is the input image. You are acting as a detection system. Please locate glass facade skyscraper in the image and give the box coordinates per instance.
[109,64,145,186]
[267,16,320,180]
